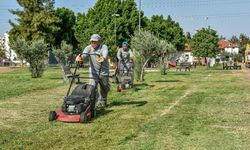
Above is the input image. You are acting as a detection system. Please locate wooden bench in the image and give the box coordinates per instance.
[234,64,241,70]
[61,65,80,84]
[176,62,192,72]
[223,63,241,70]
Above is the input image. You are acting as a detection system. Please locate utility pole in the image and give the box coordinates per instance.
[112,13,120,47]
[139,0,141,31]
[205,16,208,27]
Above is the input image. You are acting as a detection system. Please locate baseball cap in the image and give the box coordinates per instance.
[122,41,128,46]
[90,34,101,41]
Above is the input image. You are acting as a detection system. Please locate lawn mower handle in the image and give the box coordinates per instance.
[66,61,82,97]
[66,53,104,97]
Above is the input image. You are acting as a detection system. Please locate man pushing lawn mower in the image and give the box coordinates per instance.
[76,34,110,108]
[115,42,134,92]
[48,34,110,123]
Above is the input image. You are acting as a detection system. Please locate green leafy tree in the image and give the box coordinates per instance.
[158,41,176,75]
[74,0,122,54]
[74,13,88,50]
[132,29,175,81]
[237,34,250,62]
[191,27,219,63]
[185,32,192,44]
[239,34,250,53]
[186,32,192,40]
[9,0,60,46]
[230,35,240,45]
[185,32,192,53]
[147,15,185,51]
[74,0,146,57]
[52,41,73,65]
[12,39,48,78]
[55,7,77,49]
[115,0,147,47]
[219,35,226,40]
[229,35,242,62]
[8,0,60,76]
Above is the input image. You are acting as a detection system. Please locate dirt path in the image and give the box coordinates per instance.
[242,67,250,80]
[0,67,18,73]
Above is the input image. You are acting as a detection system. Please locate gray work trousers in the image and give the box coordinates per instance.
[89,74,110,101]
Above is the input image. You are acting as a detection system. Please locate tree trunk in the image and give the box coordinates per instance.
[140,58,150,81]
[160,54,168,75]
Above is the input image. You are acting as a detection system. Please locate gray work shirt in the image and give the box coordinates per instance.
[81,44,109,76]
[117,48,133,63]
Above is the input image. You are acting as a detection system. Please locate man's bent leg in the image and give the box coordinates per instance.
[99,76,110,107]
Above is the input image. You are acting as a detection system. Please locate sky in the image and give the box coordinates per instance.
[1,0,250,39]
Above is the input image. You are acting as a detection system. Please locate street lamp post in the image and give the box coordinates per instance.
[112,13,120,47]
[139,0,141,31]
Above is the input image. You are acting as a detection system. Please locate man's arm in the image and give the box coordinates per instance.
[101,45,109,60]
[81,46,92,58]
[96,44,109,63]
[76,46,91,62]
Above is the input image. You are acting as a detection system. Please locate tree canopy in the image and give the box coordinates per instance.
[8,0,59,78]
[9,0,60,46]
[191,27,219,58]
[147,15,185,51]
[55,7,77,49]
[74,0,146,56]
[239,34,250,53]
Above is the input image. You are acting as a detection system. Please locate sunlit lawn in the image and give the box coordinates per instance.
[0,66,249,150]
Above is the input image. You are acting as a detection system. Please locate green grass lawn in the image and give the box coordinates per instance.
[0,66,249,150]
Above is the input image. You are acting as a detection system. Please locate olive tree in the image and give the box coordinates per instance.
[52,40,73,66]
[12,39,48,78]
[131,29,176,81]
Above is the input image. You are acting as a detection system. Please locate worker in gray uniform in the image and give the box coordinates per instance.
[76,34,110,108]
[117,41,134,76]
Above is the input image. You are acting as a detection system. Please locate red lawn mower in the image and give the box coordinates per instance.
[49,54,101,123]
[112,60,134,92]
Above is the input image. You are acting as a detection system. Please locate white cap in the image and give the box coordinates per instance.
[90,34,101,41]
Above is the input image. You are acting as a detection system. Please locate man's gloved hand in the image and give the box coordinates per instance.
[75,54,83,62]
[97,55,104,63]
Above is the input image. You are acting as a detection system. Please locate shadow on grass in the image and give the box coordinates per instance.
[49,77,63,80]
[155,80,182,83]
[132,83,155,92]
[133,83,150,87]
[213,68,225,70]
[109,100,147,107]
[173,72,191,75]
[96,109,114,118]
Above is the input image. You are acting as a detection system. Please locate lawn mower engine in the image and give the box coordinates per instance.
[62,83,95,115]
[62,98,90,114]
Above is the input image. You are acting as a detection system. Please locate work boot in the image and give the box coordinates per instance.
[99,98,107,108]
[95,101,100,109]
[100,100,107,108]
[95,101,106,109]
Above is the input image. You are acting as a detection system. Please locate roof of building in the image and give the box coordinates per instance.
[218,40,238,49]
